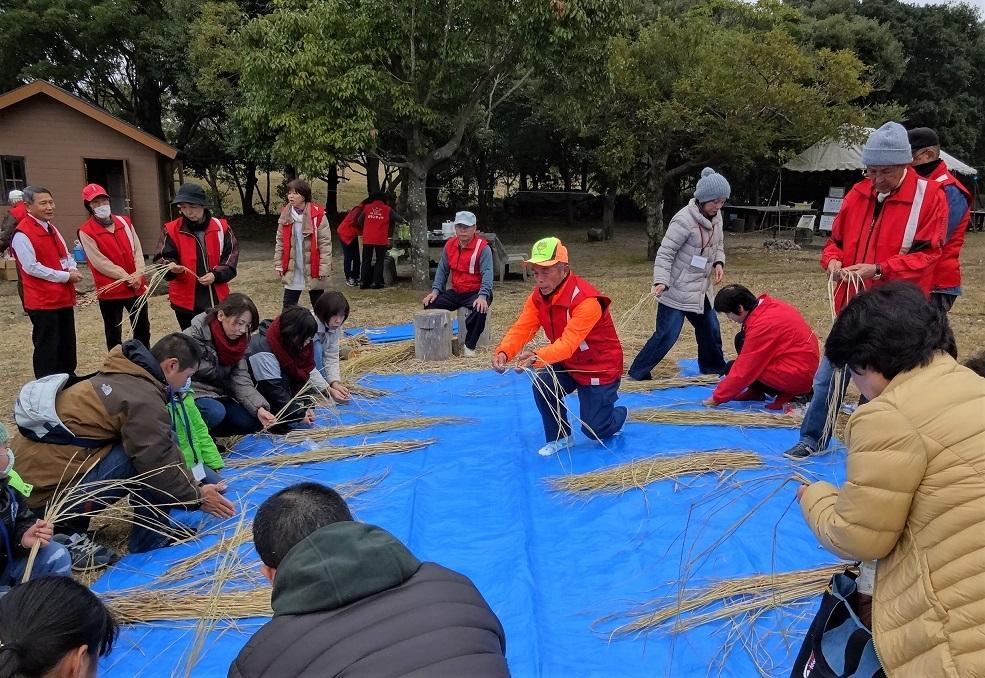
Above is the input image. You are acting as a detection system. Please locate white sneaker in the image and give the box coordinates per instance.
[538,435,574,457]
[463,347,476,357]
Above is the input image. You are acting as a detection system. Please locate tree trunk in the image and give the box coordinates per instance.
[581,160,590,192]
[646,150,668,260]
[397,168,409,215]
[366,156,381,195]
[520,173,528,192]
[476,151,493,226]
[284,165,297,181]
[406,163,431,287]
[603,185,616,240]
[263,169,271,214]
[241,161,258,216]
[324,164,339,214]
[205,167,225,217]
[425,167,440,218]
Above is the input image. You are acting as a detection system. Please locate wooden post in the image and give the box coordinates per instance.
[414,309,453,361]
[457,306,491,349]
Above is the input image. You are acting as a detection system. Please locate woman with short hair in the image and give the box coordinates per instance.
[275,179,332,308]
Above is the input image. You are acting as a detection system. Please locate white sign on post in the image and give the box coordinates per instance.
[823,197,844,213]
[819,215,836,232]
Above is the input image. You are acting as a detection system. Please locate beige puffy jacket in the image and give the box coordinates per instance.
[800,353,985,677]
[274,204,333,290]
[651,200,725,313]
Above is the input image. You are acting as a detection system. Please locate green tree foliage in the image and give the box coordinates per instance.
[605,0,872,256]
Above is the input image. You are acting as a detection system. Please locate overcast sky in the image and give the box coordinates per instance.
[906,0,985,13]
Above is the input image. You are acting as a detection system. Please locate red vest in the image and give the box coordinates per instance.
[78,215,147,301]
[13,216,76,311]
[361,201,391,245]
[279,203,325,275]
[337,205,361,245]
[444,236,488,293]
[163,216,231,311]
[929,163,971,291]
[531,273,623,386]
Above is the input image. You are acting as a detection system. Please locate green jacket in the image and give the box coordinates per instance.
[168,390,224,471]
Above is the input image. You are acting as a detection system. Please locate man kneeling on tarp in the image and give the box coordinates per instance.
[11,333,236,569]
[229,482,509,678]
[703,284,819,410]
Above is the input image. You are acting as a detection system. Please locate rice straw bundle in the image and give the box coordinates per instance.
[95,261,171,297]
[100,261,173,330]
[607,563,851,637]
[550,450,763,494]
[226,439,434,469]
[348,383,390,399]
[105,586,272,624]
[620,375,720,393]
[821,270,864,446]
[340,340,415,378]
[341,332,370,349]
[630,408,802,429]
[283,416,463,443]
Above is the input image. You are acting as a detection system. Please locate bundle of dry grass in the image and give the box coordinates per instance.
[105,586,272,624]
[550,450,763,495]
[283,416,463,443]
[226,439,434,469]
[630,408,802,429]
[348,383,390,398]
[620,375,720,393]
[607,563,850,637]
[340,340,415,378]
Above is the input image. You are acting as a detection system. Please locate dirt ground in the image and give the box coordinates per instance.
[0,221,982,421]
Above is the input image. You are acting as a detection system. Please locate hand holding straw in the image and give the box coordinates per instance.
[18,519,54,583]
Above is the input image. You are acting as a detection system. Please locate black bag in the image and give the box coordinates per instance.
[790,570,886,678]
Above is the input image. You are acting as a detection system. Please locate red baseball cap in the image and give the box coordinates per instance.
[81,183,110,203]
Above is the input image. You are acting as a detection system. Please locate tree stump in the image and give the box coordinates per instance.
[794,227,814,247]
[457,306,492,349]
[587,227,606,242]
[414,309,453,361]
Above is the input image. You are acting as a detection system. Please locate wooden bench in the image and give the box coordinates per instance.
[483,232,528,282]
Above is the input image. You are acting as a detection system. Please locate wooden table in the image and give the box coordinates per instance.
[727,205,817,237]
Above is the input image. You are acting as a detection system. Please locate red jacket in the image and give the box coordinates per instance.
[360,201,392,246]
[821,167,945,313]
[712,294,819,404]
[279,202,326,274]
[78,215,147,301]
[337,205,361,245]
[161,217,231,311]
[444,236,488,294]
[13,216,76,311]
[531,273,623,386]
[927,162,971,291]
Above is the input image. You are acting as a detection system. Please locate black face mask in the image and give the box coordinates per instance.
[913,158,943,177]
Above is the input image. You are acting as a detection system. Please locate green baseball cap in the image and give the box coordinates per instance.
[525,237,569,266]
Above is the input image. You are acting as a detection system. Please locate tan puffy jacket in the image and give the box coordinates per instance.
[800,353,985,677]
[274,204,333,290]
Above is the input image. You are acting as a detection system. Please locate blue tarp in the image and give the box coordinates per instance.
[95,361,848,677]
[345,320,458,344]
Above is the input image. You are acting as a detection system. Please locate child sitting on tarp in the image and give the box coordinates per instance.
[168,381,224,486]
[0,423,72,586]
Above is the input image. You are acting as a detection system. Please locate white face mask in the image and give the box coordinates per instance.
[1,446,14,475]
[93,204,112,220]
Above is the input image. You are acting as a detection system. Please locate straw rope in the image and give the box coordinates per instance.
[630,408,802,428]
[225,439,434,469]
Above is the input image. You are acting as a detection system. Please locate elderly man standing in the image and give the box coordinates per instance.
[493,237,626,457]
[0,189,27,254]
[783,121,946,460]
[11,186,82,378]
[628,167,729,381]
[422,210,493,356]
[909,127,972,314]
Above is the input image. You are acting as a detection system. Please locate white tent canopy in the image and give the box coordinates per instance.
[784,128,978,176]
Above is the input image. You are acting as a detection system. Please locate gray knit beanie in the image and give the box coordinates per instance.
[694,167,731,203]
[862,122,912,167]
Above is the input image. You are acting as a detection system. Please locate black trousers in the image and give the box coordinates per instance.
[99,297,151,350]
[931,292,956,314]
[424,289,492,350]
[360,244,388,288]
[282,288,324,309]
[28,307,77,378]
[341,239,361,281]
[174,308,198,331]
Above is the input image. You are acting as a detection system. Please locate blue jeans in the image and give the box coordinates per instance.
[798,356,850,451]
[1,542,72,586]
[79,444,176,553]
[629,299,726,380]
[532,369,627,442]
[196,397,262,436]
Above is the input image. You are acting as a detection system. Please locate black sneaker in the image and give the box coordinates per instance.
[53,532,120,572]
[783,442,817,460]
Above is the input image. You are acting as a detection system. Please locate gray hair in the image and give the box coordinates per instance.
[22,186,53,205]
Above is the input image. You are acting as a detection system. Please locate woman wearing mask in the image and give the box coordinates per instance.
[0,576,118,678]
[155,183,239,330]
[77,183,150,349]
[246,305,319,431]
[274,179,333,308]
[308,291,351,403]
[183,293,276,434]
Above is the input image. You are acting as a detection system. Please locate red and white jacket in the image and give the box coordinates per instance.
[444,236,488,294]
[158,216,234,311]
[78,215,147,301]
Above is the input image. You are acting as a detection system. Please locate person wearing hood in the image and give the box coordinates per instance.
[628,167,729,381]
[274,178,333,309]
[228,482,509,678]
[11,334,236,560]
[154,183,239,330]
[77,183,151,350]
[0,423,71,588]
[909,127,971,314]
[245,305,318,432]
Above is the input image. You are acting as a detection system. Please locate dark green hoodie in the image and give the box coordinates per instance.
[271,521,421,616]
